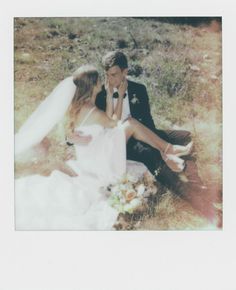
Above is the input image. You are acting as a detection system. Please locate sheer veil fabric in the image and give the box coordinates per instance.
[15,76,76,156]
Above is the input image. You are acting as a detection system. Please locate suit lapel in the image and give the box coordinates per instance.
[128,81,135,116]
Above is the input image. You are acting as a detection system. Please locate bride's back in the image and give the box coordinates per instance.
[74,102,117,130]
[75,103,95,127]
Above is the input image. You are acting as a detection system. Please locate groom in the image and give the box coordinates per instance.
[70,51,215,219]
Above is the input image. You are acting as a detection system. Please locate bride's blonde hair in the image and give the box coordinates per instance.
[67,65,99,135]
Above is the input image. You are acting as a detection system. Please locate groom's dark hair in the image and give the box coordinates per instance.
[102,51,128,71]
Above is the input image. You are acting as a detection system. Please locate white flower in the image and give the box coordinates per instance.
[125,190,137,202]
[110,185,121,194]
[123,198,142,213]
[120,197,126,204]
[119,184,128,192]
[131,94,139,104]
[126,173,139,183]
[136,184,145,197]
[111,185,121,196]
[130,198,142,208]
[123,203,134,213]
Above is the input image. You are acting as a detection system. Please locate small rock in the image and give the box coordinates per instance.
[190,65,200,72]
[210,75,218,80]
[22,53,30,59]
[116,39,128,49]
[142,48,149,56]
[199,77,207,83]
[68,45,74,52]
[49,30,59,37]
[28,76,39,81]
[128,64,143,77]
[179,173,189,183]
[99,18,107,23]
[68,32,77,40]
[129,50,138,60]
[153,38,162,45]
[163,39,171,48]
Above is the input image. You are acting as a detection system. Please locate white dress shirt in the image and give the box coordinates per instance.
[112,89,131,121]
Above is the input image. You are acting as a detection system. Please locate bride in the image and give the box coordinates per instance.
[15,65,192,230]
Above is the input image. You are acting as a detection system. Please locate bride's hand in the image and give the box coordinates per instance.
[67,131,92,146]
[105,76,114,98]
[118,78,128,98]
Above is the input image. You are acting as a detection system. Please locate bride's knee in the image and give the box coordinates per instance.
[122,118,136,137]
[123,117,136,127]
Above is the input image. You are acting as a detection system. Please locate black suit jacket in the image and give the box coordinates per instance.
[95,80,156,132]
[95,79,195,188]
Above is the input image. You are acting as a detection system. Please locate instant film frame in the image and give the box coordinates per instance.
[1,0,235,289]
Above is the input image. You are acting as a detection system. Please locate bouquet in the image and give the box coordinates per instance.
[105,171,158,214]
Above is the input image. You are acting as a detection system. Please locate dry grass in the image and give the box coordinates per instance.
[139,192,209,230]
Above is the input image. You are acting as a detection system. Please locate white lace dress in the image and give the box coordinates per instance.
[15,107,148,230]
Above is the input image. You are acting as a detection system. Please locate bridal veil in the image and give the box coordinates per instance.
[15,76,76,156]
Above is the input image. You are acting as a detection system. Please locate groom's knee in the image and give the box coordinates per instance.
[180,130,192,144]
[165,129,192,145]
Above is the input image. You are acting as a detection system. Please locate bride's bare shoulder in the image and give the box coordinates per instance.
[81,102,93,112]
[76,103,99,126]
[79,103,94,118]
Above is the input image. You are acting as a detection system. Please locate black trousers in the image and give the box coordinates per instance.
[127,129,204,198]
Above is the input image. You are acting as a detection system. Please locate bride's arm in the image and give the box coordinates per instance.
[105,77,114,118]
[64,111,92,145]
[66,132,92,145]
[113,95,123,120]
[113,79,127,120]
[93,107,118,128]
[105,94,114,118]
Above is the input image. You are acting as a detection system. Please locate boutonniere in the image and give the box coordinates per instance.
[131,94,139,105]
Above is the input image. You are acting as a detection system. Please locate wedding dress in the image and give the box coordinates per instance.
[15,107,149,230]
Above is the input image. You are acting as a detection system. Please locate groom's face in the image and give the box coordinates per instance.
[105,65,128,89]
